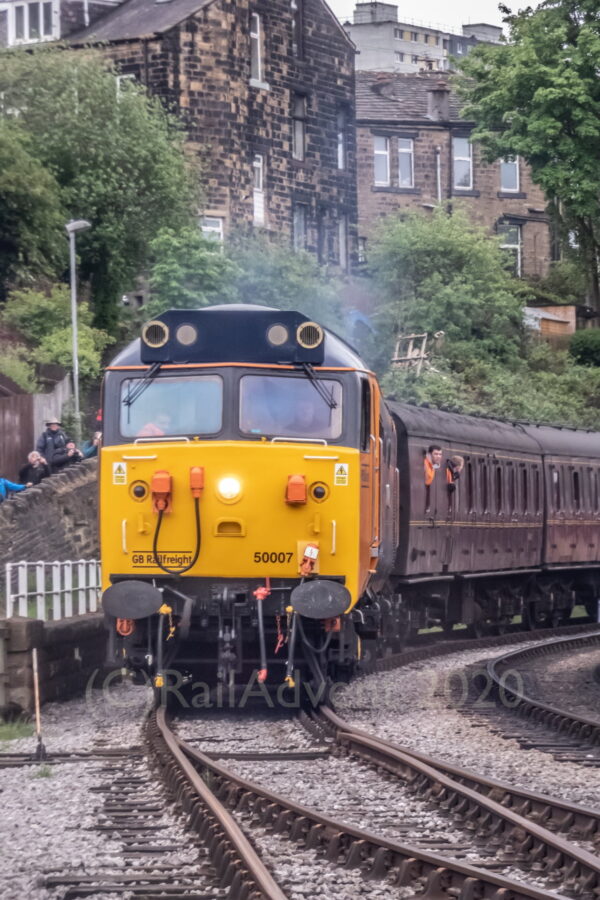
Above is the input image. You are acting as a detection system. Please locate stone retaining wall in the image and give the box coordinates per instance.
[0,459,99,573]
[2,614,106,715]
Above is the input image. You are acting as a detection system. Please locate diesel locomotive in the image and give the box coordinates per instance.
[100,305,600,689]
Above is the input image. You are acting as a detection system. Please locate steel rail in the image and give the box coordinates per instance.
[173,716,572,900]
[487,631,600,745]
[149,707,287,900]
[316,704,600,843]
[315,705,600,897]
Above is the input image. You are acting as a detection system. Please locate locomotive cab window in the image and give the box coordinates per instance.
[120,374,223,438]
[360,378,371,451]
[239,374,342,439]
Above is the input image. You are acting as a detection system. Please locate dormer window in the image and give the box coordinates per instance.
[0,1,58,46]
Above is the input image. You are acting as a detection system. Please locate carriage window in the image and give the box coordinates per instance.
[521,467,528,514]
[552,468,561,511]
[508,465,516,514]
[593,470,599,513]
[533,467,540,514]
[495,465,502,514]
[120,375,223,437]
[481,461,489,513]
[466,461,474,512]
[573,470,581,511]
[239,375,342,439]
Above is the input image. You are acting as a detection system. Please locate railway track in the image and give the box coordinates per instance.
[165,702,600,899]
[486,631,600,751]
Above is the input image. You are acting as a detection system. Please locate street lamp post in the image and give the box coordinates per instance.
[65,219,91,444]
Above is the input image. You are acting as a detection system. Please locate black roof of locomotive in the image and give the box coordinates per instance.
[388,401,600,459]
[108,305,366,370]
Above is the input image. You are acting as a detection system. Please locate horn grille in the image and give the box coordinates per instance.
[142,320,169,349]
[297,322,323,350]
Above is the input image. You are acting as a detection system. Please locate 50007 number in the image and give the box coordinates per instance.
[253,551,293,564]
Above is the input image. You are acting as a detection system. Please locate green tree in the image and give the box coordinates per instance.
[371,207,600,428]
[456,1,600,305]
[0,47,200,331]
[0,121,65,292]
[2,284,91,341]
[145,227,240,317]
[371,207,528,368]
[569,329,600,366]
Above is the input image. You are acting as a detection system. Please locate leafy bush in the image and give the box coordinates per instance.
[569,329,600,367]
[33,323,112,382]
[0,343,38,391]
[2,285,93,342]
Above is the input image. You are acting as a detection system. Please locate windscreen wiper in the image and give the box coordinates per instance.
[300,362,338,410]
[122,362,162,413]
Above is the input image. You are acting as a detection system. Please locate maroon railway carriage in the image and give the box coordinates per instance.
[385,403,600,633]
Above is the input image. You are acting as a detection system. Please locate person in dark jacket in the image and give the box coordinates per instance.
[36,418,68,473]
[63,440,84,467]
[18,451,50,485]
[0,477,30,503]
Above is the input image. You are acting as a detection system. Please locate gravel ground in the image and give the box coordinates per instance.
[0,682,215,900]
[334,640,600,809]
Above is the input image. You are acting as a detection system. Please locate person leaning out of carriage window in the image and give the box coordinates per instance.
[424,445,442,513]
[0,476,31,503]
[446,455,464,493]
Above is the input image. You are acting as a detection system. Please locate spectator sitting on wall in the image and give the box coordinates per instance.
[18,451,51,486]
[36,417,68,473]
[83,432,102,459]
[0,476,31,503]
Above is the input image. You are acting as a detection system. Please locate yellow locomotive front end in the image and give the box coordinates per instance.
[100,307,389,691]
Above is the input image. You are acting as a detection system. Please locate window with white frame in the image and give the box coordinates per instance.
[253,153,265,226]
[452,136,472,190]
[0,0,58,45]
[498,222,522,276]
[395,51,404,63]
[292,93,306,161]
[373,136,390,185]
[116,73,136,98]
[411,54,419,64]
[338,215,348,270]
[250,12,262,83]
[410,31,418,41]
[358,237,367,264]
[337,108,347,170]
[201,217,224,242]
[500,156,519,192]
[293,203,308,251]
[398,138,414,187]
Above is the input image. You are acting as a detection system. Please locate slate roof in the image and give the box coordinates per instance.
[356,71,466,123]
[70,0,213,43]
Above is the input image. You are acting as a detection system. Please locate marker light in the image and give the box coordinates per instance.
[217,476,242,501]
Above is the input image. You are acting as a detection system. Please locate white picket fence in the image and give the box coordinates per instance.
[3,560,101,620]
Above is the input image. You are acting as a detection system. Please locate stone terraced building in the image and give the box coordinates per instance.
[355,71,552,279]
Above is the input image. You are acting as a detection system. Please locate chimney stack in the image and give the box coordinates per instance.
[427,80,451,121]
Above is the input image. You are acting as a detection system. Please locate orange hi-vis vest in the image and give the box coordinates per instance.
[424,457,435,486]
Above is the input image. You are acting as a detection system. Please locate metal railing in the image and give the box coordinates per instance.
[3,560,101,620]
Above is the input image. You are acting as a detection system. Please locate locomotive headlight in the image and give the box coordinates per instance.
[217,476,242,501]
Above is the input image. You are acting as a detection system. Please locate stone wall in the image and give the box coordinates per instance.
[2,614,106,714]
[0,460,99,572]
